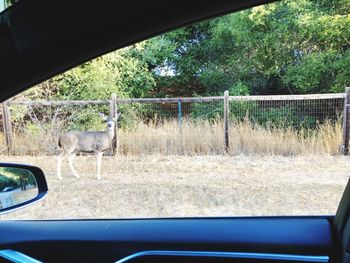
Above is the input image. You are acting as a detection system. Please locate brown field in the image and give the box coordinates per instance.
[0,154,349,220]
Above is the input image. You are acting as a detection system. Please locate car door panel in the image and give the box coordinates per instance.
[0,217,335,262]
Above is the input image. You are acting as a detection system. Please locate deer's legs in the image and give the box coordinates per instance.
[95,151,103,180]
[68,153,80,178]
[57,151,70,180]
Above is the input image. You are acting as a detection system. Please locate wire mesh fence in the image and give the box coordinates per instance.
[0,92,346,156]
[229,95,344,129]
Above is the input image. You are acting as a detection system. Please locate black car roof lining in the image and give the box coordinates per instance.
[0,0,275,102]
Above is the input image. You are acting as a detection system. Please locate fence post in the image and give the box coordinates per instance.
[224,90,229,153]
[342,87,350,155]
[178,97,182,128]
[2,101,13,155]
[110,93,118,156]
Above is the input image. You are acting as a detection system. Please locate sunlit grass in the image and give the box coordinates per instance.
[0,118,343,156]
[0,154,348,219]
[119,118,343,156]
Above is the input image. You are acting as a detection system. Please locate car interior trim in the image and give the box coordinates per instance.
[114,250,330,263]
[0,249,42,263]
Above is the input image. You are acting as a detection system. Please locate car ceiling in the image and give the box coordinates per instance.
[0,0,276,102]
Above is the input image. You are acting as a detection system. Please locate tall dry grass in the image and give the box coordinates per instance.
[119,119,343,156]
[0,129,59,155]
[0,118,343,156]
[229,120,343,156]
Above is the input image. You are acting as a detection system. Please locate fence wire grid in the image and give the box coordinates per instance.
[0,92,346,156]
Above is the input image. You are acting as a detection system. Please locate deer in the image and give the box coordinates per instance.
[56,112,120,180]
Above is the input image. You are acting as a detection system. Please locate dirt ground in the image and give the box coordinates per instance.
[0,154,349,220]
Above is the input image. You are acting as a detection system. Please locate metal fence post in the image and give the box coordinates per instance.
[178,97,182,128]
[342,87,350,155]
[224,90,229,153]
[2,101,13,155]
[110,93,118,156]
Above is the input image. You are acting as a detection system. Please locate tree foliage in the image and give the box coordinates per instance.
[13,0,349,131]
[140,0,350,96]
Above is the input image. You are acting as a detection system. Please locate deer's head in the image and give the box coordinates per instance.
[98,112,120,130]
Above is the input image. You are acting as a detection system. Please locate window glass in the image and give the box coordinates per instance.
[1,0,14,12]
[1,0,349,219]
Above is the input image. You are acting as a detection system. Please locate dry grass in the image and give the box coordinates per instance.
[0,154,348,220]
[0,119,346,219]
[120,119,343,156]
[1,119,343,156]
[12,188,38,204]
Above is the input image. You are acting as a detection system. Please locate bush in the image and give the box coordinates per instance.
[230,102,316,129]
[190,102,223,120]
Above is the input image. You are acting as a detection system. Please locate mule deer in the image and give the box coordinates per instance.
[57,112,120,180]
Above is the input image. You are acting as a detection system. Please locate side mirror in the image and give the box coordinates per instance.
[0,163,48,215]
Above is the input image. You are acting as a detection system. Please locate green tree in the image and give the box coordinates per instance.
[141,0,349,96]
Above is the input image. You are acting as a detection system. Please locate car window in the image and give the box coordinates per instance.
[0,0,14,12]
[1,0,349,219]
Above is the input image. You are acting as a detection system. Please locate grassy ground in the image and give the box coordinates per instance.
[0,154,348,220]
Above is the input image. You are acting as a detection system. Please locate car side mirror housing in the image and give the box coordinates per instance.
[0,163,48,215]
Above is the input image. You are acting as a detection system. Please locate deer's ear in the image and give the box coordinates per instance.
[113,112,121,121]
[98,112,108,121]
